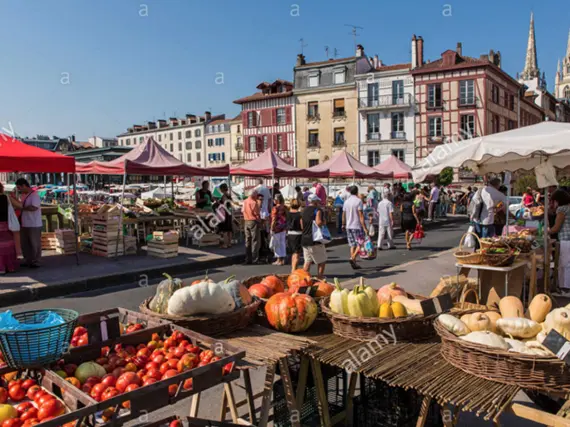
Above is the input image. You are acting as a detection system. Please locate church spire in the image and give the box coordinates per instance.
[566,29,570,58]
[521,12,539,80]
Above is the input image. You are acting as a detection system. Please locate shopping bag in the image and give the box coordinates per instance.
[7,197,19,232]
[413,224,425,241]
[367,223,376,237]
[464,225,475,248]
[312,221,332,244]
[268,234,276,251]
[359,237,377,260]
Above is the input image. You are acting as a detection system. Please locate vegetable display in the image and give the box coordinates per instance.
[264,293,318,333]
[168,280,236,316]
[149,274,184,314]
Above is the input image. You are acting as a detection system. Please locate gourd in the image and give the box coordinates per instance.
[379,297,394,319]
[262,275,285,294]
[499,296,524,318]
[527,294,552,323]
[265,293,317,333]
[149,273,184,314]
[359,279,379,314]
[347,286,375,317]
[438,314,470,336]
[543,308,570,340]
[392,295,423,315]
[460,331,509,350]
[329,279,349,315]
[314,279,335,298]
[484,311,502,334]
[496,317,541,339]
[464,313,491,332]
[391,301,407,318]
[220,276,252,309]
[287,269,312,291]
[376,283,407,305]
[525,340,554,356]
[168,281,236,316]
[505,338,527,353]
[188,271,215,286]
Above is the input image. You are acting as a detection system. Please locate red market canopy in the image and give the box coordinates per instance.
[76,136,229,176]
[0,134,75,173]
[305,150,389,179]
[230,148,318,178]
[374,155,413,179]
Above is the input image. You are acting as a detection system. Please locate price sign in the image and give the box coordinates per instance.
[542,330,570,366]
[296,286,318,297]
[420,294,453,316]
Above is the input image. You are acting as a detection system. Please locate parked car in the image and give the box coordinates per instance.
[508,196,523,216]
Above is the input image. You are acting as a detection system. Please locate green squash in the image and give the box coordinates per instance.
[149,273,184,314]
[220,276,252,309]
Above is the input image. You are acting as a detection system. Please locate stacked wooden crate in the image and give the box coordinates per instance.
[41,232,57,250]
[124,235,137,255]
[92,205,123,257]
[191,233,220,247]
[55,229,77,255]
[147,231,178,258]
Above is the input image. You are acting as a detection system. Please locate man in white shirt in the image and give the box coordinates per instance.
[382,183,392,201]
[427,182,440,221]
[377,197,395,250]
[254,178,272,220]
[11,178,42,267]
[471,178,506,238]
[342,186,368,270]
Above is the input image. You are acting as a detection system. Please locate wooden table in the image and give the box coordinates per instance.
[456,260,527,302]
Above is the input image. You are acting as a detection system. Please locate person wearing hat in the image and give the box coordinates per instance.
[300,193,327,278]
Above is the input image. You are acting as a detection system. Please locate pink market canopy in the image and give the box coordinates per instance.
[305,150,390,179]
[230,148,318,178]
[76,136,229,176]
[374,155,413,179]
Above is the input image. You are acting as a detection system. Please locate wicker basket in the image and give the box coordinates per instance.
[483,242,518,267]
[434,317,570,393]
[454,232,484,265]
[452,286,489,312]
[139,298,260,337]
[507,237,533,253]
[320,294,437,342]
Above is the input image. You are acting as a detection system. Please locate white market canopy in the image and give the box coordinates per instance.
[412,122,570,182]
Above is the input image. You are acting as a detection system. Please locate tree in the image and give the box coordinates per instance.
[513,173,537,195]
[436,167,454,186]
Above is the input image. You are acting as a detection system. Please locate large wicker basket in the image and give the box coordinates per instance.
[482,242,519,267]
[434,317,570,393]
[454,232,484,265]
[139,298,260,337]
[320,294,438,342]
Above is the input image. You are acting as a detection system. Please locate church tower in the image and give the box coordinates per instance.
[555,30,570,100]
[521,12,540,81]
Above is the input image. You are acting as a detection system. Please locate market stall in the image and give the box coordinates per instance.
[373,154,413,180]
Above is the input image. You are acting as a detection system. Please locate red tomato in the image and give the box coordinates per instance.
[142,378,157,387]
[178,340,190,348]
[20,379,36,391]
[136,343,146,351]
[77,333,88,347]
[8,380,22,389]
[0,387,7,403]
[136,370,146,379]
[85,376,101,385]
[223,362,234,376]
[177,354,198,372]
[15,402,34,415]
[146,369,162,381]
[182,379,193,390]
[101,374,116,387]
[73,326,87,337]
[90,383,106,401]
[161,369,179,381]
[2,419,22,427]
[136,348,150,358]
[197,361,208,367]
[32,390,48,404]
[20,408,38,422]
[101,346,111,357]
[145,361,159,371]
[152,354,165,365]
[123,363,137,373]
[124,345,137,355]
[38,399,65,420]
[22,419,41,427]
[173,347,186,359]
[111,367,126,378]
[170,420,182,427]
[159,362,171,375]
[9,384,26,401]
[186,345,201,355]
[122,384,140,409]
[171,331,184,342]
[168,384,177,397]
[81,383,92,394]
[116,372,141,393]
[199,350,214,363]
[101,387,120,401]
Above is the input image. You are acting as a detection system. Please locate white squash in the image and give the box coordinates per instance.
[543,308,570,340]
[168,281,236,316]
[460,331,509,350]
[438,314,470,336]
[505,338,527,353]
[496,317,541,339]
[525,340,554,357]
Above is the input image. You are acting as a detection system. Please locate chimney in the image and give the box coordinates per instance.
[148,121,156,129]
[296,54,306,66]
[417,36,424,67]
[356,44,364,57]
[456,42,462,56]
[374,54,379,68]
[411,35,418,69]
[204,111,212,122]
[158,119,167,128]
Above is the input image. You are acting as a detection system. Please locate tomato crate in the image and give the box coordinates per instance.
[70,308,169,350]
[48,323,245,427]
[0,369,97,427]
[142,415,244,427]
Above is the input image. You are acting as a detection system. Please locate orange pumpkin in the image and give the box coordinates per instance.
[376,283,407,305]
[261,275,285,294]
[248,283,273,299]
[287,269,312,291]
[314,279,335,297]
[265,292,318,333]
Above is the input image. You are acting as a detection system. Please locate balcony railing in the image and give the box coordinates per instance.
[332,110,346,119]
[235,143,243,151]
[333,138,346,147]
[308,140,320,148]
[359,93,413,109]
[428,135,444,144]
[391,131,406,140]
[367,132,381,141]
[306,113,320,121]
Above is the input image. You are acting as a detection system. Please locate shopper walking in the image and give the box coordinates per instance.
[10,178,42,268]
[377,195,395,250]
[242,191,261,265]
[270,194,287,266]
[287,199,303,271]
[549,189,570,291]
[301,194,327,278]
[401,193,419,250]
[0,183,18,274]
[342,185,368,270]
[217,183,233,249]
[427,182,439,221]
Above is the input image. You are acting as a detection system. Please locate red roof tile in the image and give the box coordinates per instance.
[207,118,230,126]
[412,55,489,74]
[376,63,411,72]
[296,57,354,68]
[233,91,293,104]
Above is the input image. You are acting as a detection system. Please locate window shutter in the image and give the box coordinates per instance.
[242,111,248,129]
[252,112,258,127]
[282,133,288,151]
[285,107,292,124]
[271,134,277,151]
[272,109,277,125]
[257,136,263,152]
[244,136,250,152]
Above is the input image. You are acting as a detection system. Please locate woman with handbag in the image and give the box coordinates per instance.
[270,194,288,266]
[0,183,18,274]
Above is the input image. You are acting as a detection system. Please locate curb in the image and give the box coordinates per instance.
[0,216,467,308]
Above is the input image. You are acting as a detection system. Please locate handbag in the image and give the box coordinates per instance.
[312,221,331,244]
[464,225,476,248]
[7,196,20,232]
[413,224,425,241]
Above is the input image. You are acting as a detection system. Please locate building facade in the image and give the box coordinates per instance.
[356,49,415,167]
[555,31,570,101]
[88,136,118,148]
[116,112,224,168]
[229,114,243,165]
[293,47,371,168]
[412,40,544,162]
[233,80,296,166]
[204,119,231,167]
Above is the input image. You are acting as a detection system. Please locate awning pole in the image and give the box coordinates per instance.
[72,173,80,265]
[171,177,174,203]
[115,161,127,260]
[544,187,550,295]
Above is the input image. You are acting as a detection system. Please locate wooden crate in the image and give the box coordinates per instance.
[147,240,178,258]
[192,233,220,247]
[41,232,58,250]
[55,229,77,255]
[124,235,137,255]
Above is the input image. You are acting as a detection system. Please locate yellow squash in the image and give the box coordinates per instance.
[330,278,349,315]
[348,286,375,317]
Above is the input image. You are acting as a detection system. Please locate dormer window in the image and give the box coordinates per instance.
[308,72,320,87]
[333,67,346,85]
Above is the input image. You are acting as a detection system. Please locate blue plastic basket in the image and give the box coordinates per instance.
[0,309,78,369]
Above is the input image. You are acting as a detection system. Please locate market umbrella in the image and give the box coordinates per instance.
[230,148,317,178]
[374,155,413,180]
[305,150,390,179]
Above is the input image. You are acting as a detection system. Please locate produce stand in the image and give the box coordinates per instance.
[455,260,527,301]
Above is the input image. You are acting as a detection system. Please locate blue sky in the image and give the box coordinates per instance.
[0,0,568,140]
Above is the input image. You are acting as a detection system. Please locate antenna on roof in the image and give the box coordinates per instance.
[325,46,329,59]
[299,38,308,55]
[334,48,340,58]
[344,24,363,51]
